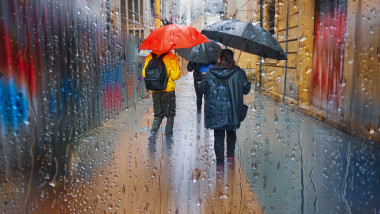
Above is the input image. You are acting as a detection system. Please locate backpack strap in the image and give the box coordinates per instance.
[159,52,169,78]
[158,52,167,59]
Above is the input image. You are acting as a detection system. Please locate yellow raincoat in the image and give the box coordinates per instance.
[142,52,181,92]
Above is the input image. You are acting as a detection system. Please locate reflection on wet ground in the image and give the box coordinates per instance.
[3,73,380,213]
[239,90,380,214]
[23,74,260,213]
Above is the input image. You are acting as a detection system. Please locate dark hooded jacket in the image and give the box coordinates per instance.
[199,65,251,130]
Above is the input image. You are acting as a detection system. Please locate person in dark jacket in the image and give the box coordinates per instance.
[187,61,215,112]
[199,49,251,165]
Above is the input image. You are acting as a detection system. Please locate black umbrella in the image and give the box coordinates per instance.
[201,20,286,60]
[176,40,222,64]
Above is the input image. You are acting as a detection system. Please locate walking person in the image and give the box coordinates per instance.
[143,51,181,139]
[187,61,215,112]
[199,49,251,165]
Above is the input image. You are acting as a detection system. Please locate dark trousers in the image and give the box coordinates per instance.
[214,129,237,163]
[194,81,203,110]
[151,91,176,135]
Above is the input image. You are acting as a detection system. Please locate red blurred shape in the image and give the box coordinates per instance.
[139,24,209,53]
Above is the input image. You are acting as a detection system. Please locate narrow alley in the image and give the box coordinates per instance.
[1,0,380,213]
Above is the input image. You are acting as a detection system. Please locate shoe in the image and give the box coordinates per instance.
[216,162,224,174]
[227,156,234,164]
[150,130,157,136]
[148,135,156,143]
[149,131,157,143]
[164,134,173,143]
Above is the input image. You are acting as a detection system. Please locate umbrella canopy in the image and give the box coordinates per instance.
[201,20,286,60]
[176,40,222,64]
[139,24,209,52]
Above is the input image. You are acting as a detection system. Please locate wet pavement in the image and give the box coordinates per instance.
[3,73,380,213]
[239,94,380,214]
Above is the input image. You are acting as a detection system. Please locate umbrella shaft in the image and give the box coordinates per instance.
[236,40,247,63]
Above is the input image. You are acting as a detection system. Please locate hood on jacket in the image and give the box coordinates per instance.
[209,65,240,79]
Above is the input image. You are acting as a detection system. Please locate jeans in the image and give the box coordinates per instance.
[151,91,176,136]
[213,129,237,163]
[194,81,203,110]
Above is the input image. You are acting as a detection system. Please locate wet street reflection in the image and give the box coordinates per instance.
[15,74,261,213]
[2,74,380,213]
[239,94,380,214]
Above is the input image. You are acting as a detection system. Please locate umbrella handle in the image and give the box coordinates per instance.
[237,39,247,64]
[237,50,243,64]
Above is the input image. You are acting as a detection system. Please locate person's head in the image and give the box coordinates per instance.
[218,49,235,69]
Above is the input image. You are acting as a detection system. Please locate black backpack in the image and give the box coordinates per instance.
[144,53,168,91]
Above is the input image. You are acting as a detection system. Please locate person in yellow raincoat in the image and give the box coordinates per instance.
[143,51,181,138]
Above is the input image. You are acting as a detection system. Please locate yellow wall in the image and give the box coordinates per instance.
[240,0,380,141]
[156,0,161,28]
[250,0,315,104]
[343,0,380,140]
[222,0,259,81]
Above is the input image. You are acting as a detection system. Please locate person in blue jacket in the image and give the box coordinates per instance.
[187,61,215,112]
[199,49,251,165]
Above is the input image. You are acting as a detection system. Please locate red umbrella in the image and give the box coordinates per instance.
[139,24,209,52]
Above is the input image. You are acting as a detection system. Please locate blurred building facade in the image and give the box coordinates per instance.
[0,0,180,140]
[224,0,380,141]
[120,0,179,37]
[0,0,180,189]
